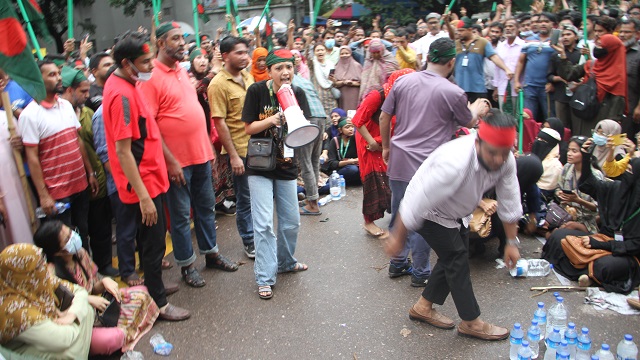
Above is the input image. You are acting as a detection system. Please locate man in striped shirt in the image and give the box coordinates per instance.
[20,60,99,249]
[385,110,522,341]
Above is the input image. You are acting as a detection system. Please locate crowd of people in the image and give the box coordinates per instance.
[1,1,640,356]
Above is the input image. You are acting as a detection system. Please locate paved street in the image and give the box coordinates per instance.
[123,187,639,360]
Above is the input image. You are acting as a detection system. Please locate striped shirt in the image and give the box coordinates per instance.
[292,75,327,119]
[399,134,522,231]
[19,97,88,200]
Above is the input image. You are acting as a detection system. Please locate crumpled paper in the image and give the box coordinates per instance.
[584,288,640,315]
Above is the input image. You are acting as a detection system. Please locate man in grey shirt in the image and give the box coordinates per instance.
[385,110,522,341]
[380,38,490,287]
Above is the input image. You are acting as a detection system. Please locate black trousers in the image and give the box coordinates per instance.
[416,220,481,321]
[88,196,113,271]
[117,195,168,308]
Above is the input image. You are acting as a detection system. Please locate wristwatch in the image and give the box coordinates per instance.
[88,171,97,178]
[507,237,521,247]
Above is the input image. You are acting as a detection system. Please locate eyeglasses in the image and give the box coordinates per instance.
[630,12,640,15]
[590,128,610,136]
[570,135,587,142]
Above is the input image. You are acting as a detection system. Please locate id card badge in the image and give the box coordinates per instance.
[461,56,469,67]
[284,144,294,158]
[615,231,624,242]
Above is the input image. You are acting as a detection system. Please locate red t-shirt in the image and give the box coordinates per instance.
[140,59,214,167]
[102,74,169,204]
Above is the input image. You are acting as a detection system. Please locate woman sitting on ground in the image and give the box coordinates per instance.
[542,147,640,294]
[592,119,627,171]
[320,118,360,194]
[543,117,569,164]
[34,221,159,355]
[0,244,94,359]
[531,127,563,200]
[602,133,639,178]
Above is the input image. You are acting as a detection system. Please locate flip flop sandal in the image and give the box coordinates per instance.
[363,225,385,237]
[300,207,322,216]
[182,267,206,288]
[279,262,308,273]
[258,285,273,299]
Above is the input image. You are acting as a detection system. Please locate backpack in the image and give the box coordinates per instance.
[570,62,600,120]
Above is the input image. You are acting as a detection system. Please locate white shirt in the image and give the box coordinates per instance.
[493,37,525,96]
[399,134,523,231]
[413,31,450,57]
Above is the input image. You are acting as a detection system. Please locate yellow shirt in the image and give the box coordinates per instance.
[602,153,631,178]
[208,69,255,157]
[396,45,418,70]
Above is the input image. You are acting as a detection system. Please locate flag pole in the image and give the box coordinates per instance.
[192,0,200,47]
[15,0,43,60]
[518,89,524,154]
[1,92,36,233]
[581,0,589,60]
[440,0,456,25]
[312,0,322,29]
[67,0,73,39]
[153,0,161,26]
[256,0,272,32]
[226,0,231,31]
[232,0,241,32]
[309,0,315,29]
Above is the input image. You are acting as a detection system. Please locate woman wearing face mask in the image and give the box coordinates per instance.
[306,43,338,119]
[359,39,399,101]
[591,119,626,169]
[542,147,640,294]
[33,221,160,355]
[331,46,362,111]
[552,34,627,136]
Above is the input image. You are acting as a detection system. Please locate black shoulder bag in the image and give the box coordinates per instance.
[570,62,600,120]
[246,81,282,171]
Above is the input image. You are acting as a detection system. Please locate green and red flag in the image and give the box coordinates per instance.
[197,0,209,23]
[265,8,273,51]
[0,0,46,101]
[23,0,53,42]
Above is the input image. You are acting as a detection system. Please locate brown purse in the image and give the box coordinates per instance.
[470,199,496,238]
[560,234,613,269]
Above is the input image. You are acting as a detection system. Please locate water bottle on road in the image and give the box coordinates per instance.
[534,302,547,340]
[526,259,551,276]
[330,171,341,200]
[510,323,525,360]
[527,319,541,359]
[546,293,561,338]
[339,174,346,197]
[550,297,568,338]
[576,328,593,360]
[150,333,173,356]
[565,322,578,359]
[519,340,533,360]
[35,202,70,218]
[595,344,614,360]
[557,340,570,360]
[616,334,638,360]
[544,328,562,360]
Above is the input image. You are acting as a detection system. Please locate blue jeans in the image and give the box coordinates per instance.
[248,176,300,286]
[166,162,218,267]
[389,179,431,278]
[524,85,549,122]
[232,158,254,246]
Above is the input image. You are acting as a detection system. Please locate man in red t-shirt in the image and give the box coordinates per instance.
[141,22,238,289]
[103,31,189,321]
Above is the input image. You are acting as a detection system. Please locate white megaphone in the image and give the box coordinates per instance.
[276,84,320,148]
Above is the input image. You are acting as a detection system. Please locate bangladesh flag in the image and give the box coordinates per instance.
[22,0,52,43]
[0,0,46,101]
[197,1,209,23]
[265,8,273,51]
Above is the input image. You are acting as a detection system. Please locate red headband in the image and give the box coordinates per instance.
[477,121,516,148]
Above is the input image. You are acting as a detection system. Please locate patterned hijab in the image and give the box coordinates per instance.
[359,41,399,101]
[0,244,63,344]
[383,68,415,98]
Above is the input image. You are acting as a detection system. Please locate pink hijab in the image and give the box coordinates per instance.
[359,39,399,100]
[291,50,310,80]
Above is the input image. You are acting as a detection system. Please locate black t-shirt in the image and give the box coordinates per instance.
[86,83,104,112]
[241,80,312,180]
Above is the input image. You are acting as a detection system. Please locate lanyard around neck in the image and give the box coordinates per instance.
[340,137,350,159]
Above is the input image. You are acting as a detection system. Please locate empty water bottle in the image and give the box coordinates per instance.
[330,171,341,200]
[527,259,551,276]
[120,351,144,360]
[149,333,173,356]
[318,195,332,206]
[565,323,578,359]
[510,259,529,277]
[557,340,570,360]
[527,320,541,359]
[616,334,638,360]
[35,202,70,218]
[595,344,615,360]
[534,302,547,341]
[511,323,525,360]
[519,340,534,360]
[576,328,593,360]
[544,328,562,360]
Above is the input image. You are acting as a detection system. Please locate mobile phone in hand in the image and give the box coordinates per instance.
[562,189,574,194]
[550,29,561,46]
[329,69,335,76]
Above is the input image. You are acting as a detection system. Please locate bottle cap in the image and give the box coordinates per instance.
[522,340,529,347]
[531,320,538,326]
[625,334,633,341]
[557,296,564,303]
[561,340,568,346]
[538,302,544,308]
[568,322,575,328]
[514,323,521,329]
[601,344,610,351]
[554,292,560,297]
[553,327,560,333]
[582,327,589,334]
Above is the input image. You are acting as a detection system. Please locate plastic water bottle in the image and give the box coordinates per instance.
[552,297,568,338]
[545,328,562,360]
[339,174,346,197]
[576,328,593,360]
[318,195,332,206]
[319,156,325,165]
[511,323,525,360]
[557,340,570,360]
[149,333,173,356]
[595,344,615,360]
[120,351,145,360]
[592,356,600,360]
[35,202,70,218]
[527,320,542,359]
[546,293,561,338]
[527,259,551,276]
[565,323,578,359]
[329,171,341,200]
[534,302,547,341]
[616,334,638,360]
[519,340,534,360]
[511,259,529,277]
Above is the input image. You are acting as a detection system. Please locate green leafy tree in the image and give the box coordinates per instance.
[37,0,95,53]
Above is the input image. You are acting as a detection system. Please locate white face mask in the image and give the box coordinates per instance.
[127,60,152,82]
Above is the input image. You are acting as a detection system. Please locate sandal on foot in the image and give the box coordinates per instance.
[363,224,385,237]
[279,262,308,273]
[182,267,206,288]
[300,207,322,216]
[258,285,273,299]
[123,273,144,287]
[205,254,239,271]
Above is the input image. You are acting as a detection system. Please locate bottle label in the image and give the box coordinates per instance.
[511,337,523,345]
[528,333,540,342]
[517,355,531,360]
[577,343,590,351]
